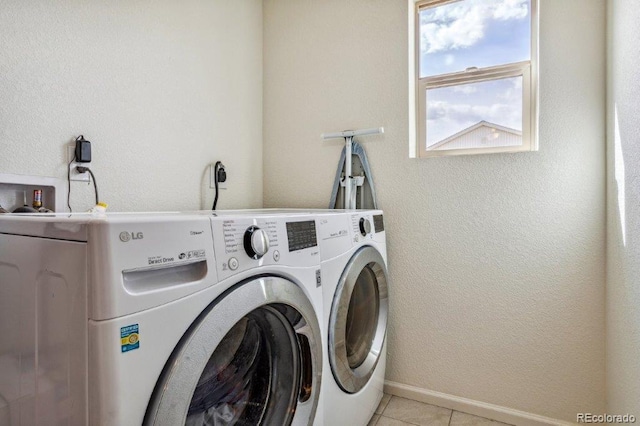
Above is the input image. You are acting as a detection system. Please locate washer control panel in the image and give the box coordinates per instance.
[243,225,270,259]
[286,220,318,252]
[211,215,320,280]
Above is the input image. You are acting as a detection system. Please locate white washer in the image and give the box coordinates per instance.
[0,210,325,425]
[317,210,389,426]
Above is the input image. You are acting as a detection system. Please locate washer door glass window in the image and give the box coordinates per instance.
[187,306,299,425]
[145,278,321,426]
[329,246,389,394]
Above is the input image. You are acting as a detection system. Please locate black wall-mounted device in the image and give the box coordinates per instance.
[74,135,92,163]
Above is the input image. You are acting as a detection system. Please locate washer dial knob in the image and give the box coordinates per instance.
[359,217,371,236]
[244,226,270,259]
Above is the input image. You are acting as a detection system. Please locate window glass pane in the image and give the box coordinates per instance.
[426,76,523,150]
[419,0,531,78]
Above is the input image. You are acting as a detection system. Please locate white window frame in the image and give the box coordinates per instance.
[411,0,539,158]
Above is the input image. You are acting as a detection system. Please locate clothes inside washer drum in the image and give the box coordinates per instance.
[185,306,300,426]
[186,317,267,425]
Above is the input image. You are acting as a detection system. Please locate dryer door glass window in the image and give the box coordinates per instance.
[329,246,389,394]
[145,277,322,426]
[345,265,380,369]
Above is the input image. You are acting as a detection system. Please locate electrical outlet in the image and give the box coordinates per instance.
[209,164,227,190]
[68,145,91,182]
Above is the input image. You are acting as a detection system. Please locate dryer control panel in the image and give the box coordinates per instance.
[351,212,385,239]
[211,215,320,281]
[316,210,385,261]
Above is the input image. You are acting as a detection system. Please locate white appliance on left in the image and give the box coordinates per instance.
[0,210,325,426]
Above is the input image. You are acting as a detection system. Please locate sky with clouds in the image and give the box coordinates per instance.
[420,0,530,147]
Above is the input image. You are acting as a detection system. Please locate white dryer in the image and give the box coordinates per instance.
[316,210,389,426]
[0,210,325,425]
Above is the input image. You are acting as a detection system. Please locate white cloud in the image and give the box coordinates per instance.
[426,101,448,120]
[493,0,529,20]
[420,0,528,54]
[444,54,455,66]
[497,79,522,102]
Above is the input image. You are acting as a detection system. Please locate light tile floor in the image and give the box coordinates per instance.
[368,395,513,426]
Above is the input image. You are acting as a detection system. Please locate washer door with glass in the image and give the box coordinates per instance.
[144,277,321,426]
[329,246,389,394]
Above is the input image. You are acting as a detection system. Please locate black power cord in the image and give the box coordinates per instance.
[67,135,98,211]
[76,166,99,205]
[212,161,226,210]
[67,151,76,212]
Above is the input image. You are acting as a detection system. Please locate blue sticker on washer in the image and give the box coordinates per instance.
[121,324,139,353]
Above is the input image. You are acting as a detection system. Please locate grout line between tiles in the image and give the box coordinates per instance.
[374,395,518,426]
[379,415,412,426]
[380,394,392,413]
[380,395,394,416]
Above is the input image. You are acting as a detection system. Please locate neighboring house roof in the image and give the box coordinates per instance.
[428,120,523,151]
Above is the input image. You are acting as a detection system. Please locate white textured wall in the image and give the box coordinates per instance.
[606,0,640,417]
[0,0,262,212]
[263,0,606,421]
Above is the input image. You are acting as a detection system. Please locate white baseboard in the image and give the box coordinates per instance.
[383,381,573,426]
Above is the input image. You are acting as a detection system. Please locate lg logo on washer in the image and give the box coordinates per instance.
[119,231,144,242]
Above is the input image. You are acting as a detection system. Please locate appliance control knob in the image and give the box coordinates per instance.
[359,217,371,236]
[228,257,239,270]
[244,226,270,259]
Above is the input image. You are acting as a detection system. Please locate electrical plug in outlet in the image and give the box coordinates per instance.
[209,163,227,189]
[68,145,91,182]
[218,166,227,189]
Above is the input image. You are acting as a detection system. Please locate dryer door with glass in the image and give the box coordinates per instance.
[144,276,321,426]
[329,246,389,394]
